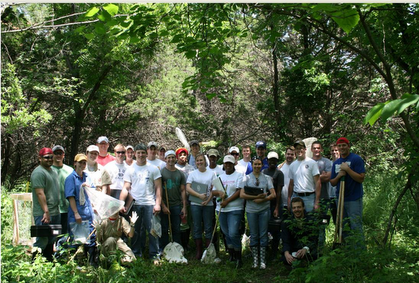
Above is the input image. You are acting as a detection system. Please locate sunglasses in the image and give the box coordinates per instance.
[231,153,239,156]
[54,152,64,155]
[116,151,126,154]
[255,177,260,186]
[43,156,54,160]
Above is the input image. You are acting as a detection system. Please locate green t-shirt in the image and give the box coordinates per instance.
[31,165,60,217]
[160,167,186,207]
[52,164,74,213]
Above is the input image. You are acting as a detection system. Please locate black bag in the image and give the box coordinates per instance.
[244,186,264,196]
[31,224,62,237]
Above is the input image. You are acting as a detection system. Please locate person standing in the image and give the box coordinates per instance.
[65,154,96,266]
[96,136,115,166]
[160,150,187,249]
[255,141,269,171]
[212,155,244,268]
[236,145,252,175]
[287,140,321,213]
[104,144,129,199]
[84,145,112,194]
[329,144,340,225]
[262,151,284,260]
[240,157,276,269]
[207,148,223,177]
[279,147,295,215]
[330,137,366,249]
[125,145,135,166]
[120,143,162,263]
[31,147,61,261]
[147,141,166,169]
[51,145,73,235]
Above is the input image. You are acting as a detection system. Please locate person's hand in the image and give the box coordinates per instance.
[181,207,187,218]
[273,207,279,218]
[41,211,51,223]
[130,211,138,224]
[81,182,90,188]
[220,199,229,208]
[314,202,320,211]
[199,193,207,201]
[253,198,265,204]
[162,205,170,215]
[74,212,82,224]
[256,193,267,199]
[219,191,226,199]
[202,197,211,206]
[340,162,350,172]
[296,248,307,259]
[153,204,161,215]
[285,251,295,265]
[120,206,127,214]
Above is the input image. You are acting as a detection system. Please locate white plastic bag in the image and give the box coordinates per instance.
[150,214,162,238]
[84,186,124,219]
[69,220,90,243]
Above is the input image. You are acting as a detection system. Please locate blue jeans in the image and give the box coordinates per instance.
[190,205,213,240]
[130,205,159,259]
[160,205,182,250]
[292,193,315,213]
[219,210,243,250]
[342,198,365,250]
[247,208,270,247]
[33,214,61,250]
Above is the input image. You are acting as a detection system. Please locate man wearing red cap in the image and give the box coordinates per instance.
[330,137,366,249]
[30,147,61,261]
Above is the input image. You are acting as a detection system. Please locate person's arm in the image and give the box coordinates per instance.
[320,171,331,183]
[287,179,294,210]
[180,184,187,217]
[340,162,365,183]
[240,189,267,200]
[254,188,275,204]
[314,175,321,210]
[281,222,295,264]
[330,170,346,186]
[154,178,162,214]
[186,183,207,200]
[68,196,82,224]
[34,188,50,223]
[119,181,131,213]
[220,188,241,208]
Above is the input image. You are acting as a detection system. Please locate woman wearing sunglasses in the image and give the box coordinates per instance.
[240,157,276,269]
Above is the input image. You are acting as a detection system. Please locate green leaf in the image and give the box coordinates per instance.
[396,94,419,114]
[381,100,400,122]
[103,4,119,17]
[364,103,384,126]
[206,93,217,99]
[94,22,106,35]
[84,33,95,40]
[329,6,360,33]
[85,7,99,18]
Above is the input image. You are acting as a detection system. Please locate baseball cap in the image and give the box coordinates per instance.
[207,149,219,157]
[147,141,158,148]
[336,137,350,145]
[126,145,134,151]
[256,141,266,149]
[97,136,109,143]
[223,155,235,164]
[190,140,200,146]
[39,147,53,157]
[229,146,240,153]
[86,145,99,153]
[164,150,176,158]
[293,139,306,148]
[135,143,147,151]
[74,153,88,162]
[176,147,189,158]
[52,145,65,153]
[267,151,279,160]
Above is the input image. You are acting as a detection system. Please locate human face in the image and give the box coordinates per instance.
[177,152,187,165]
[159,149,166,160]
[135,150,147,165]
[268,158,278,169]
[311,143,323,159]
[165,155,176,166]
[209,155,217,165]
[285,149,295,164]
[252,159,262,173]
[39,154,54,168]
[191,144,200,155]
[230,151,240,161]
[331,146,340,160]
[292,201,305,219]
[242,147,251,159]
[87,151,99,162]
[196,155,206,171]
[53,150,64,164]
[337,143,350,158]
[126,148,134,160]
[114,147,126,163]
[147,146,157,160]
[294,145,306,160]
[224,162,235,175]
[74,160,87,173]
[97,141,109,155]
[256,147,266,158]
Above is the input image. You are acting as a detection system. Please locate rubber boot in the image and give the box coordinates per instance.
[87,246,98,267]
[251,247,259,269]
[228,248,235,262]
[195,239,203,260]
[42,244,54,262]
[235,250,243,269]
[181,229,190,251]
[260,247,266,269]
[271,240,279,261]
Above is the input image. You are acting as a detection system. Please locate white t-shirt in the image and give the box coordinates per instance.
[280,162,292,207]
[207,165,224,177]
[124,163,161,205]
[104,161,129,191]
[236,159,250,175]
[186,169,216,206]
[215,171,244,212]
[147,158,166,170]
[289,157,320,193]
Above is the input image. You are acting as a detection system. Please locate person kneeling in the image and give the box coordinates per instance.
[94,211,138,265]
[281,197,318,267]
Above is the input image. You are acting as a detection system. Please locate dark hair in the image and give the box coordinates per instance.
[242,145,251,150]
[291,197,305,207]
[251,156,263,164]
[311,141,322,148]
[285,146,295,152]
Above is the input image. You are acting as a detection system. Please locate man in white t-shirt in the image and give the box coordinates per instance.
[236,145,252,175]
[287,140,320,213]
[279,147,295,214]
[147,141,166,170]
[104,144,129,200]
[207,148,223,177]
[120,143,162,263]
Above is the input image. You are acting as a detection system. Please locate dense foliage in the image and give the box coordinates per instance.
[1,3,418,282]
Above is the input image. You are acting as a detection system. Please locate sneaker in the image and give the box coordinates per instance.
[260,262,266,269]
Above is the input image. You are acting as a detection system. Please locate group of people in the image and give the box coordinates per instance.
[31,135,366,269]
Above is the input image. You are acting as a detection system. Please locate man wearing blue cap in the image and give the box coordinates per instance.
[255,141,269,171]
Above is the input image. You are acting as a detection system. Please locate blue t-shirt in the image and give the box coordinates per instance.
[331,153,365,201]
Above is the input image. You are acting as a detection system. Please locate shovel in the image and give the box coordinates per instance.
[333,176,345,248]
[162,184,188,264]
